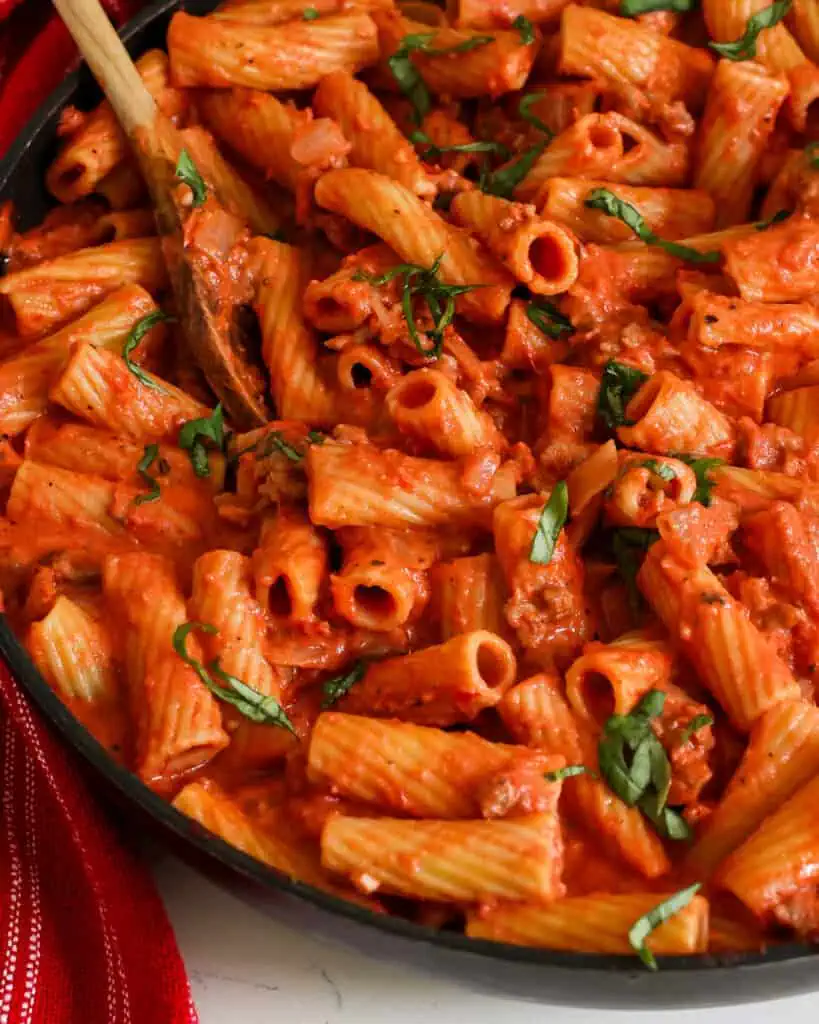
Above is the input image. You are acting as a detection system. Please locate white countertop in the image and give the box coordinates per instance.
[153,856,819,1024]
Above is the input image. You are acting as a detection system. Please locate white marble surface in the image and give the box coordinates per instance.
[153,856,819,1024]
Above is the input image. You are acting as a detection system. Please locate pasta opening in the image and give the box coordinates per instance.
[352,584,397,623]
[394,377,437,410]
[267,576,293,619]
[0,296,16,333]
[351,362,373,389]
[316,296,347,320]
[579,671,616,727]
[529,235,569,284]
[54,163,85,191]
[475,639,512,690]
[588,124,619,151]
[621,131,639,155]
[95,224,118,245]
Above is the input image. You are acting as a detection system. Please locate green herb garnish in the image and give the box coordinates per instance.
[518,92,554,138]
[598,689,690,842]
[256,429,324,463]
[259,431,305,463]
[480,142,546,198]
[175,149,207,207]
[178,404,225,478]
[526,299,573,338]
[409,130,510,162]
[755,209,792,230]
[674,455,724,506]
[621,0,696,14]
[321,660,366,708]
[636,459,676,482]
[679,713,714,745]
[585,188,720,263]
[134,443,170,506]
[628,884,702,970]
[512,14,535,44]
[355,255,480,358]
[303,5,319,18]
[530,481,569,565]
[709,0,792,61]
[611,527,660,614]
[173,622,296,731]
[597,360,649,432]
[388,33,494,124]
[122,311,174,393]
[545,765,595,782]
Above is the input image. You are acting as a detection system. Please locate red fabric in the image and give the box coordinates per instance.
[0,666,199,1023]
[0,5,200,1023]
[0,0,141,154]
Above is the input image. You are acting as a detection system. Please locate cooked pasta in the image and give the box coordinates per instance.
[7,0,819,965]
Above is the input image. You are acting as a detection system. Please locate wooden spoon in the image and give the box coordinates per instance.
[52,0,272,429]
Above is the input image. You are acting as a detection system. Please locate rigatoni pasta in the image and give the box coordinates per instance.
[8,0,819,966]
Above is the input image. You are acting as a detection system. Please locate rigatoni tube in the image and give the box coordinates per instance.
[450,191,579,296]
[321,812,563,902]
[340,630,517,725]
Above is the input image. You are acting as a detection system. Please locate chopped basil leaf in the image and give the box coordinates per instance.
[178,404,225,479]
[175,149,207,207]
[518,92,554,138]
[321,660,366,708]
[755,208,792,230]
[259,430,306,462]
[303,5,319,18]
[639,793,691,840]
[410,130,510,161]
[256,429,324,463]
[134,443,169,506]
[526,298,573,338]
[585,188,720,263]
[480,142,547,198]
[637,459,676,482]
[355,255,480,359]
[652,805,691,841]
[529,481,568,565]
[628,884,702,970]
[679,713,714,745]
[545,765,594,782]
[388,33,494,124]
[209,661,296,732]
[424,34,495,54]
[599,689,690,842]
[597,360,649,431]
[389,43,432,124]
[611,527,660,614]
[674,455,724,506]
[122,311,174,392]
[709,0,792,61]
[513,14,535,44]
[807,141,819,169]
[621,0,696,14]
[173,622,296,732]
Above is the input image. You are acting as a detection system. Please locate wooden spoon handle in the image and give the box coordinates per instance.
[52,0,156,135]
